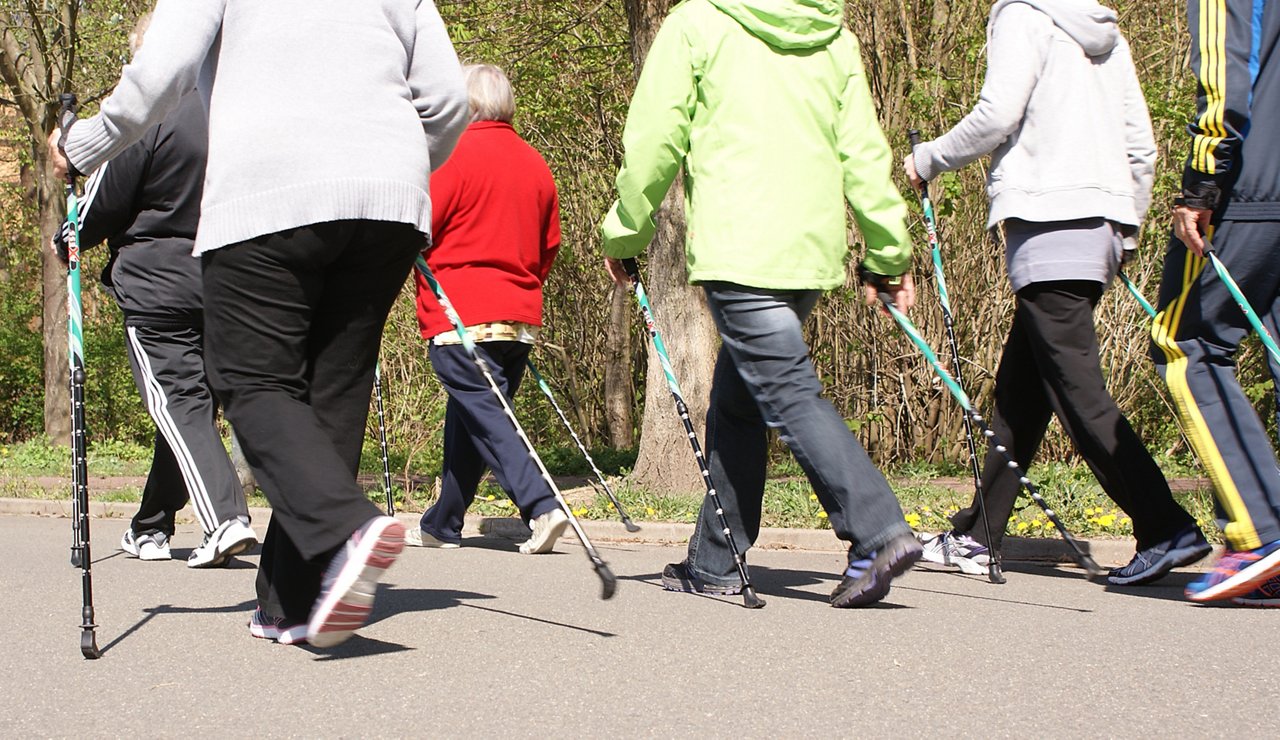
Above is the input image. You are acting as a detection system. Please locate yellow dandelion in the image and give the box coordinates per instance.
[809,493,818,501]
[1120,516,1132,526]
[646,506,656,517]
[1031,520,1042,529]
[1016,521,1029,532]
[904,513,922,528]
[572,507,588,517]
[1098,514,1117,528]
[817,511,829,519]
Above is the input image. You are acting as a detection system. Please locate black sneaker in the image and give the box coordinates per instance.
[830,533,922,608]
[661,561,742,595]
[1107,524,1212,586]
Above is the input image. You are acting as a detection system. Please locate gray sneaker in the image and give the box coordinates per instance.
[405,527,460,549]
[121,529,171,561]
[519,508,569,554]
[188,517,258,569]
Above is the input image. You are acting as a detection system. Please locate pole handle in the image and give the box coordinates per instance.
[620,257,640,281]
[58,94,78,185]
[908,128,922,149]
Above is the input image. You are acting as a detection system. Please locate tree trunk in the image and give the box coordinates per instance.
[621,0,719,493]
[229,431,256,498]
[38,150,70,446]
[602,285,635,449]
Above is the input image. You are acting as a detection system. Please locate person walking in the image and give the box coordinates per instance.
[601,0,922,607]
[406,64,568,555]
[906,0,1208,585]
[1152,0,1280,605]
[55,12,256,569]
[50,0,469,647]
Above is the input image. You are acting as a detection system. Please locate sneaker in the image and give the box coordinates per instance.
[307,515,405,649]
[188,517,259,569]
[660,561,743,596]
[917,531,990,575]
[247,607,308,645]
[831,533,923,608]
[1186,540,1280,602]
[120,529,171,561]
[1232,575,1280,607]
[405,527,460,549]
[1107,525,1212,586]
[519,507,569,555]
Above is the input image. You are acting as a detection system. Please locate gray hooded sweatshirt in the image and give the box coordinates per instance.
[913,0,1156,274]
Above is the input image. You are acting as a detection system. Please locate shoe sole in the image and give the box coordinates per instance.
[831,540,923,608]
[1107,542,1213,586]
[1231,595,1280,607]
[307,518,405,649]
[519,513,569,555]
[249,619,309,645]
[660,570,742,596]
[1187,548,1280,602]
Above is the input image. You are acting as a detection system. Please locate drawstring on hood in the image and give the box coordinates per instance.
[707,0,843,50]
[991,0,1119,57]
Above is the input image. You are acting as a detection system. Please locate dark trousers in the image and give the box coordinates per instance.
[1151,220,1280,550]
[419,341,557,542]
[203,220,422,622]
[952,280,1194,552]
[686,283,910,586]
[122,317,247,537]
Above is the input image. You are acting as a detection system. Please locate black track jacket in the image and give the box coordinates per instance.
[1182,0,1280,219]
[75,90,207,320]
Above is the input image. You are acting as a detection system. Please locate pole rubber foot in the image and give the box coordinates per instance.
[1080,555,1107,580]
[622,518,641,533]
[596,563,618,600]
[70,551,83,568]
[741,587,766,609]
[80,630,100,659]
[988,562,1007,585]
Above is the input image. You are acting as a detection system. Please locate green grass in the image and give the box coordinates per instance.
[4,440,1221,543]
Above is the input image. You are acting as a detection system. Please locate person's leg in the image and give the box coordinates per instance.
[949,307,1054,553]
[204,221,417,623]
[417,395,485,544]
[681,343,768,589]
[1152,221,1280,598]
[124,321,255,566]
[427,342,558,523]
[1018,281,1197,549]
[696,283,917,604]
[129,431,186,538]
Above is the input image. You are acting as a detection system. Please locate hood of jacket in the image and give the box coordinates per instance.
[707,0,843,50]
[991,0,1119,56]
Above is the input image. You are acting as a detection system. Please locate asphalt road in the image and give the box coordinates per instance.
[3,514,1275,737]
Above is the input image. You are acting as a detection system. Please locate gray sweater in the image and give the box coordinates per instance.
[913,0,1156,231]
[64,0,469,255]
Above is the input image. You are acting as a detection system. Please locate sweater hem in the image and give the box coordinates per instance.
[988,190,1139,230]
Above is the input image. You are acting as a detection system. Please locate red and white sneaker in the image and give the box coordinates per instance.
[306,516,405,648]
[248,607,308,645]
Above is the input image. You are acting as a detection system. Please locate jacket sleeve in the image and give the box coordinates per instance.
[836,37,912,277]
[63,0,226,175]
[1180,0,1256,209]
[75,134,154,249]
[599,15,697,259]
[1117,37,1157,223]
[913,5,1048,182]
[539,183,562,283]
[409,0,469,172]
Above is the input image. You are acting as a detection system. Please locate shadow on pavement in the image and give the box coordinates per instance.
[373,586,496,622]
[1103,571,1199,602]
[310,633,412,660]
[100,599,257,655]
[459,603,617,637]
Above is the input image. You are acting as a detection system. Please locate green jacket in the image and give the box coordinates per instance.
[601,0,911,288]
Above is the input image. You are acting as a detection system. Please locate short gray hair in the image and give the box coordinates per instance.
[464,64,515,123]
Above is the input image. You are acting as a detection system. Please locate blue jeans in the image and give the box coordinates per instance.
[686,283,910,586]
[419,341,559,543]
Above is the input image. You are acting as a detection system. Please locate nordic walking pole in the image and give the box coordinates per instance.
[525,357,640,532]
[1202,243,1280,365]
[372,361,395,516]
[873,290,1106,578]
[1117,270,1158,319]
[909,129,1004,584]
[58,94,101,659]
[414,256,617,599]
[620,258,766,608]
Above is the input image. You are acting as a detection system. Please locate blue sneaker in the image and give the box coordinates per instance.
[1107,525,1212,586]
[1186,540,1280,602]
[830,533,922,608]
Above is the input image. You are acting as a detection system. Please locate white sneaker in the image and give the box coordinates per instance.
[405,527,460,549]
[917,531,990,575]
[188,517,258,568]
[121,529,172,561]
[519,508,569,554]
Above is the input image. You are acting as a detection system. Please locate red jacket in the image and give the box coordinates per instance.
[415,121,561,339]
